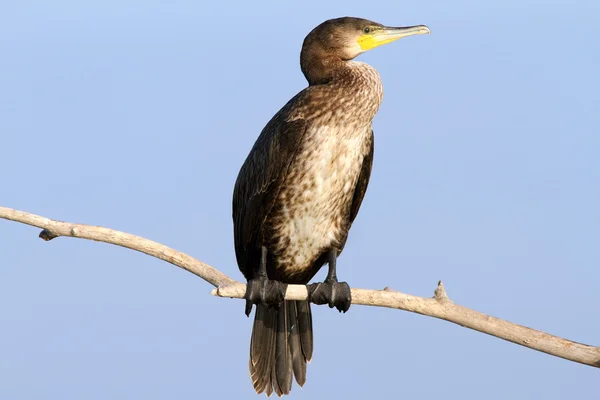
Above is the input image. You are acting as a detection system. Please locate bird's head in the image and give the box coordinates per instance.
[300,17,429,84]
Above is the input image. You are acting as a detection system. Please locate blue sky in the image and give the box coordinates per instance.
[1,1,599,399]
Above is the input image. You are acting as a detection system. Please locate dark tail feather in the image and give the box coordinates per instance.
[250,301,313,396]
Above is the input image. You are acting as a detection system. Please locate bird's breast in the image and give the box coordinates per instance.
[265,124,372,278]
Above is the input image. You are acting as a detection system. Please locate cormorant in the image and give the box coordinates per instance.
[232,17,429,396]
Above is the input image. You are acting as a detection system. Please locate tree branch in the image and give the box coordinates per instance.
[1,206,599,368]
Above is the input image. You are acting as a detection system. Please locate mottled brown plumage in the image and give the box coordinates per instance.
[232,16,429,396]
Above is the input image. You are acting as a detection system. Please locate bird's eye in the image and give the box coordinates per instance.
[363,26,371,34]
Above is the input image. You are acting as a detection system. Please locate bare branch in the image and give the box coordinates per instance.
[1,206,599,369]
[0,206,235,287]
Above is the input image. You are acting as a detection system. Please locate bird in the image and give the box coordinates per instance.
[232,16,430,396]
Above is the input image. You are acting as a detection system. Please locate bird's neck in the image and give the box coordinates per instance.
[301,55,347,86]
[301,55,382,95]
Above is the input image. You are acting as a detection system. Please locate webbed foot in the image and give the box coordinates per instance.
[244,277,286,316]
[307,280,351,313]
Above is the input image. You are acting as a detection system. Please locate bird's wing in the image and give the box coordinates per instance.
[348,129,374,224]
[232,111,307,279]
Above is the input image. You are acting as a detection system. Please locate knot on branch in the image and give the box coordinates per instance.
[433,280,451,302]
[39,229,58,241]
[211,283,247,299]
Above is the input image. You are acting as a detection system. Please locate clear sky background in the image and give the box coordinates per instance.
[1,1,599,399]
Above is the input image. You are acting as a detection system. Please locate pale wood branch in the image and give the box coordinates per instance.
[0,206,235,288]
[1,206,599,368]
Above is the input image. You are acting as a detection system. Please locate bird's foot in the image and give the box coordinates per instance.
[307,280,351,313]
[244,277,286,316]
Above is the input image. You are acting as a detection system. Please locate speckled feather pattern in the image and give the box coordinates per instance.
[264,61,382,279]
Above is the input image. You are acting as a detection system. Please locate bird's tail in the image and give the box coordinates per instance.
[250,300,313,397]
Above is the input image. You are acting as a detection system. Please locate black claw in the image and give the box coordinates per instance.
[307,281,352,313]
[244,277,286,316]
[244,299,253,317]
[335,281,351,313]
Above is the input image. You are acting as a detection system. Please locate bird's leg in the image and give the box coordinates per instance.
[307,249,352,313]
[244,246,286,316]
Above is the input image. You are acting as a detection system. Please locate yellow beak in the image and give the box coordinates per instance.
[358,25,431,51]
